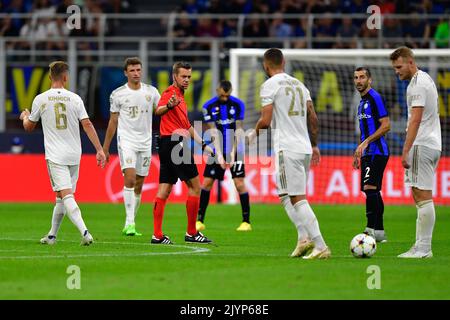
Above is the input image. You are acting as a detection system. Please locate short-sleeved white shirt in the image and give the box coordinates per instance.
[406,70,442,151]
[110,83,160,151]
[260,73,312,155]
[29,88,88,165]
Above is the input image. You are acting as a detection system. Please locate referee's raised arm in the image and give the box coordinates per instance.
[155,93,179,116]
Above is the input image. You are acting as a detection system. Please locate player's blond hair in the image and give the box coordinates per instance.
[49,61,69,81]
[390,46,414,61]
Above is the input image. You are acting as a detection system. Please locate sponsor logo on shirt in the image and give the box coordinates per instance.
[358,114,372,119]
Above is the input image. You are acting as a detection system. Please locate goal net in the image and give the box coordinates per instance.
[230,49,450,205]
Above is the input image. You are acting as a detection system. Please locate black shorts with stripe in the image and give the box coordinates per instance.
[360,155,389,191]
[158,135,199,184]
[203,159,246,181]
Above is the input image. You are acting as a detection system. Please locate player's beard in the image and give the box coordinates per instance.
[356,82,368,93]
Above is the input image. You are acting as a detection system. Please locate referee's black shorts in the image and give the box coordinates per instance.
[360,155,389,191]
[158,135,198,184]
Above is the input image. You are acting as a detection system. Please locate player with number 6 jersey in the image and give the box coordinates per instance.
[20,61,106,246]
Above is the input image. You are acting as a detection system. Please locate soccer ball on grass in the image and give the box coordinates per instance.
[350,233,377,258]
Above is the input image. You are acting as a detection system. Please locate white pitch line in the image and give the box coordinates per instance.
[0,238,210,260]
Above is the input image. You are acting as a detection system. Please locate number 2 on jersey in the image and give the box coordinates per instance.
[285,87,305,117]
[54,102,67,130]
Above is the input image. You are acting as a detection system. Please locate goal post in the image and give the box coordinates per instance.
[229,48,450,204]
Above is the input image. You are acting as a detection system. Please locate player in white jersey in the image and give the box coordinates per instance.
[390,46,442,258]
[102,57,161,236]
[19,61,106,245]
[253,48,330,259]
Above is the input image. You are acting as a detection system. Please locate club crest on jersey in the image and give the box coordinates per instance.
[229,107,235,115]
[126,158,132,164]
[364,103,369,109]
[146,95,151,102]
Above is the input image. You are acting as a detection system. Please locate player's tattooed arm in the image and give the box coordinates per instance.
[306,100,319,148]
[307,100,321,165]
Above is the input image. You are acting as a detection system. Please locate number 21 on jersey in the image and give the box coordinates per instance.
[285,87,305,117]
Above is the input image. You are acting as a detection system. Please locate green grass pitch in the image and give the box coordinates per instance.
[0,202,449,300]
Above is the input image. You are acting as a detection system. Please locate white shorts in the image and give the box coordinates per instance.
[275,150,311,196]
[405,145,441,190]
[118,145,152,177]
[46,160,79,193]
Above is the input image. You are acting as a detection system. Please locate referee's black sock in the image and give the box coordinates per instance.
[375,192,385,230]
[364,190,378,229]
[239,192,250,223]
[197,189,210,223]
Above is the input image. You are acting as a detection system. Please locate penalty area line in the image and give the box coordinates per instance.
[0,237,210,260]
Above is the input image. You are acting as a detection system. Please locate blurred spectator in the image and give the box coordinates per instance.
[292,18,308,49]
[269,12,292,38]
[207,0,225,14]
[0,15,20,51]
[243,14,268,47]
[181,0,200,14]
[360,22,379,49]
[222,19,239,37]
[313,13,336,48]
[0,15,20,38]
[279,0,303,14]
[252,0,270,14]
[382,18,403,48]
[224,0,252,14]
[343,0,368,13]
[10,136,25,154]
[171,11,196,51]
[335,17,359,48]
[196,16,220,49]
[378,0,395,15]
[4,0,28,33]
[434,18,449,48]
[404,12,430,48]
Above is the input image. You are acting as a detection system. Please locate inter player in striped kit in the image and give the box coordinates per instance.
[196,80,252,232]
[103,57,160,236]
[20,61,106,245]
[254,48,330,259]
[390,47,442,258]
[151,61,214,244]
[353,67,390,243]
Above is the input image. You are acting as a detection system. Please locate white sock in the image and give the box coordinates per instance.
[62,194,88,236]
[123,187,136,226]
[415,200,435,252]
[293,200,327,250]
[134,193,141,219]
[280,195,308,241]
[49,197,65,237]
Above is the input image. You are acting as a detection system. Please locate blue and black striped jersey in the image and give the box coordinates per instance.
[357,88,389,156]
[203,95,245,156]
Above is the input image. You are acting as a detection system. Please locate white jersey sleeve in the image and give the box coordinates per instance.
[29,94,42,122]
[406,70,441,151]
[260,81,277,107]
[77,96,89,120]
[408,84,427,107]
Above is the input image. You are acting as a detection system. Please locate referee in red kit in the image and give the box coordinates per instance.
[151,61,214,244]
